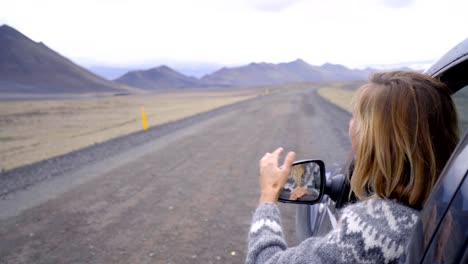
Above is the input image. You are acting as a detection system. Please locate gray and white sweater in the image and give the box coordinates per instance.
[247,198,419,264]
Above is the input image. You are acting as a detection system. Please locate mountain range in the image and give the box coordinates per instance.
[0,25,135,94]
[113,60,372,89]
[88,61,224,80]
[115,66,205,89]
[199,60,370,87]
[0,24,375,93]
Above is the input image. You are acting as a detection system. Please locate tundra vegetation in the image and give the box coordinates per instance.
[0,89,259,170]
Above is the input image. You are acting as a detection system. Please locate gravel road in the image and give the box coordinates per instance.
[0,87,351,263]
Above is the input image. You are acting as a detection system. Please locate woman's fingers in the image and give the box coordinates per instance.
[272,147,283,156]
[289,192,297,201]
[289,189,299,200]
[260,148,294,169]
[276,151,296,187]
[260,152,271,166]
[282,151,296,171]
[271,147,283,167]
[260,148,283,166]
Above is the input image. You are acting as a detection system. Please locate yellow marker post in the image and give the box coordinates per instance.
[265,88,270,95]
[141,107,148,130]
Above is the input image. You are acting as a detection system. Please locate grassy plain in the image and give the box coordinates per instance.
[317,82,363,113]
[0,89,260,170]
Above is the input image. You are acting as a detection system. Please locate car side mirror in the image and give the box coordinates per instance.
[278,160,325,205]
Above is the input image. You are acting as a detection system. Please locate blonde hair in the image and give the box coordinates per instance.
[350,71,459,209]
[291,164,305,187]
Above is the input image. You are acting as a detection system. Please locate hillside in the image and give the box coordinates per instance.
[0,25,134,94]
[115,66,204,90]
[201,59,370,86]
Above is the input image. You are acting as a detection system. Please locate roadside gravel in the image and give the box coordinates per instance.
[0,95,261,198]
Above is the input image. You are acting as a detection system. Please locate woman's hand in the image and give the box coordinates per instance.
[289,186,310,200]
[259,147,296,204]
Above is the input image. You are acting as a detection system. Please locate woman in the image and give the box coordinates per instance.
[285,162,321,201]
[247,71,459,264]
[283,163,310,200]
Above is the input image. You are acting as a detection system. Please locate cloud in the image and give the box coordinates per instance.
[248,0,303,12]
[380,0,414,8]
[2,0,466,67]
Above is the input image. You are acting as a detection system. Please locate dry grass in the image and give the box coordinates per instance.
[317,86,356,113]
[0,89,259,170]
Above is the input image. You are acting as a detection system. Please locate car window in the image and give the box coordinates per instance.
[453,85,468,136]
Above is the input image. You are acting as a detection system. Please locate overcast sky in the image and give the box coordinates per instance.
[1,0,467,68]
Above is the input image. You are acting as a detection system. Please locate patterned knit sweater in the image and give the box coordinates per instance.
[247,198,419,264]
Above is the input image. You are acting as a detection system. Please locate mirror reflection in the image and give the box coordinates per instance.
[280,161,322,202]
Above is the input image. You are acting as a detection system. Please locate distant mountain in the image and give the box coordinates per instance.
[87,61,225,79]
[114,59,372,89]
[320,63,369,80]
[201,59,370,86]
[0,24,136,94]
[115,66,206,89]
[171,62,225,78]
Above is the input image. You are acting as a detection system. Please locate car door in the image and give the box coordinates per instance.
[405,108,468,263]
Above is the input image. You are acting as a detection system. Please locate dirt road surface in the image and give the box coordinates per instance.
[0,87,350,264]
